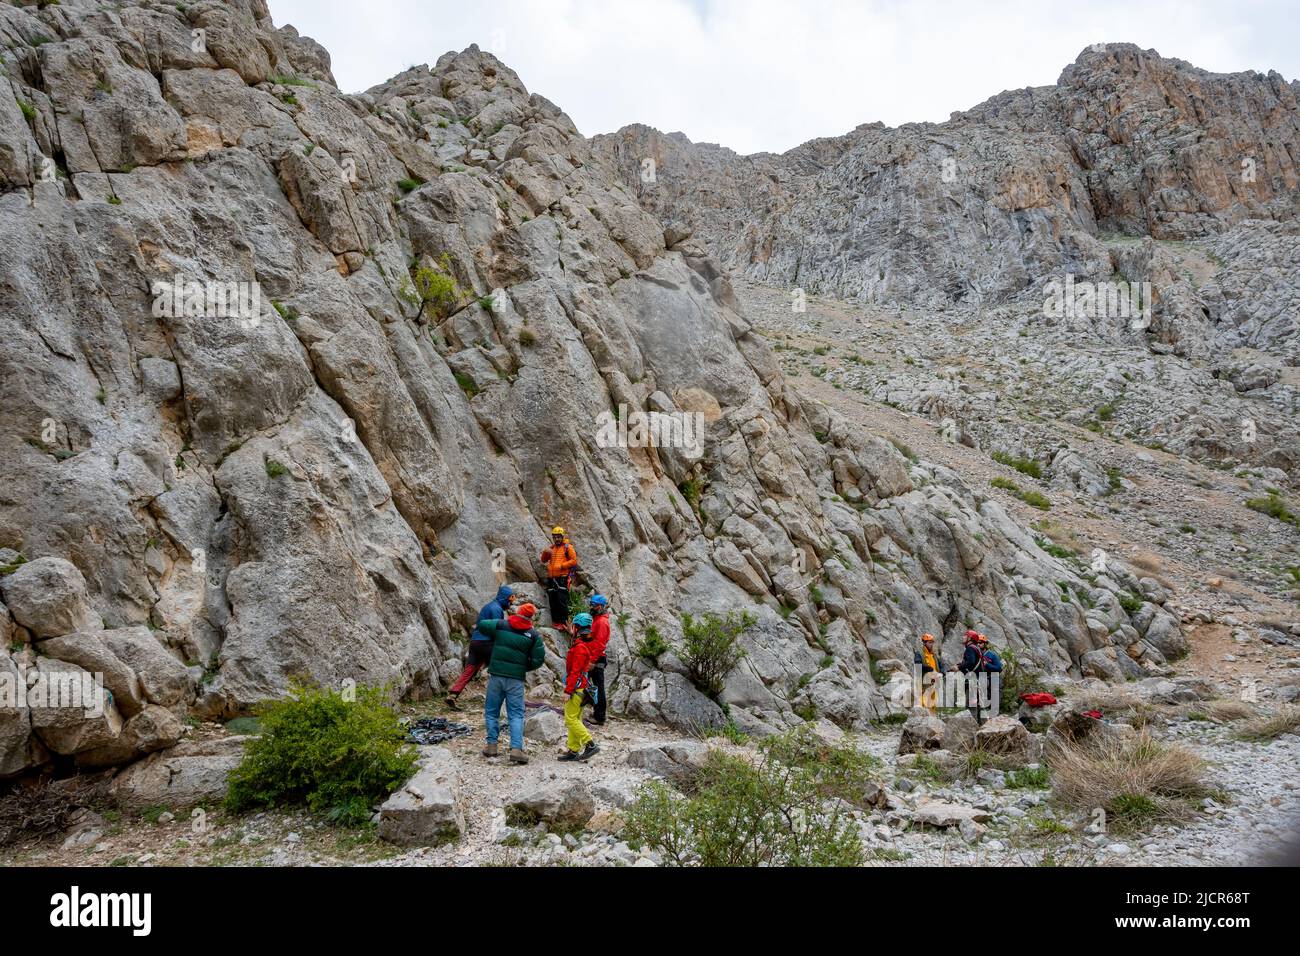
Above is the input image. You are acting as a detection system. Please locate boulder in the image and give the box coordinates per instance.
[973,714,1032,757]
[626,741,714,790]
[378,747,465,846]
[109,736,249,811]
[898,710,946,753]
[941,711,979,751]
[0,558,99,639]
[524,708,566,745]
[912,796,993,828]
[103,628,192,706]
[27,658,123,755]
[506,779,596,831]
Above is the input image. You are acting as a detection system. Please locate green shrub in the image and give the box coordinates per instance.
[16,98,35,122]
[992,451,1043,479]
[400,254,461,322]
[679,610,754,699]
[1245,492,1299,528]
[396,176,424,194]
[264,459,287,478]
[225,683,417,827]
[1006,765,1051,790]
[633,624,668,663]
[624,728,870,866]
[991,477,1051,510]
[1117,591,1143,616]
[454,372,479,398]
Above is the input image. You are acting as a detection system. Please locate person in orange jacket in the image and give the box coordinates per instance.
[541,526,579,627]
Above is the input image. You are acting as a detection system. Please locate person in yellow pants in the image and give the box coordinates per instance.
[559,613,600,761]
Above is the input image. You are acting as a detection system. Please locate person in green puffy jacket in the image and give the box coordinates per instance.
[475,602,547,763]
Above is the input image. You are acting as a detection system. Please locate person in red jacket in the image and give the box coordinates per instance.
[559,613,600,761]
[586,594,611,725]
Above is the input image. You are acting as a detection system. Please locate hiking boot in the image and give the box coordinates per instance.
[482,742,498,758]
[445,693,460,710]
[578,742,600,761]
[590,719,606,726]
[509,748,529,765]
[557,750,580,762]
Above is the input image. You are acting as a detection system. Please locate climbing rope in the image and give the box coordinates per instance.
[405,716,472,745]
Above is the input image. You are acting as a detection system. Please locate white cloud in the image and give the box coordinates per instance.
[268,0,1300,154]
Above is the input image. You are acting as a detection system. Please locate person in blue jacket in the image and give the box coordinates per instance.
[447,585,516,708]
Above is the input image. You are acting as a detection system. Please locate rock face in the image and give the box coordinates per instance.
[0,3,1196,773]
[595,44,1299,320]
[377,747,465,846]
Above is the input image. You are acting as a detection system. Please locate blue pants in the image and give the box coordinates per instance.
[484,675,525,750]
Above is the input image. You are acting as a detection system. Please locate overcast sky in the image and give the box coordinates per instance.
[267,0,1300,155]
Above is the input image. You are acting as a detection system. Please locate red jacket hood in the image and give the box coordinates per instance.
[507,614,535,630]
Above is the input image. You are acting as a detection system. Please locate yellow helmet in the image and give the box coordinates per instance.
[921,633,935,642]
[551,526,565,535]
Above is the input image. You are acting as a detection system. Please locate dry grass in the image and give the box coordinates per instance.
[1199,700,1256,723]
[1235,706,1300,742]
[1048,730,1209,832]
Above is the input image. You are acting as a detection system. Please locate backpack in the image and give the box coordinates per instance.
[980,648,1003,672]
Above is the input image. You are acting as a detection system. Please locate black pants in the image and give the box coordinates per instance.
[588,661,607,723]
[546,576,570,625]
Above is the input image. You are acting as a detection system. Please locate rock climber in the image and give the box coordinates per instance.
[586,594,612,726]
[445,585,518,708]
[559,611,600,762]
[541,526,579,627]
[476,602,546,764]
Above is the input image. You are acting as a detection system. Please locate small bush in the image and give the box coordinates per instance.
[400,254,461,322]
[992,451,1043,479]
[16,98,36,122]
[624,728,871,866]
[264,459,287,478]
[633,624,668,663]
[1235,706,1300,742]
[518,327,536,346]
[1117,591,1143,616]
[1048,730,1208,833]
[225,683,417,826]
[453,372,479,399]
[1245,492,1299,528]
[1006,765,1051,790]
[396,176,424,194]
[679,610,754,699]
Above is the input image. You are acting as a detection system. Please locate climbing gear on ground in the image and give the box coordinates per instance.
[406,716,473,746]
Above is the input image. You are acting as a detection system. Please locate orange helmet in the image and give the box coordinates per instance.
[921,633,935,643]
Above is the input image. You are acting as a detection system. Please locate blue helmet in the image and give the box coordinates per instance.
[589,594,608,608]
[573,612,594,629]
